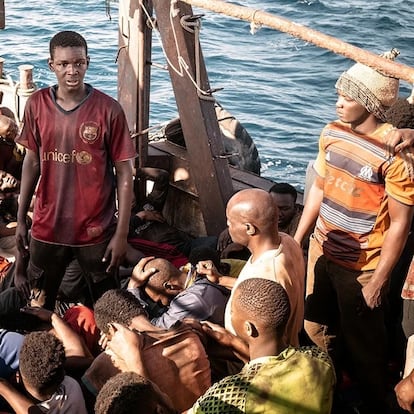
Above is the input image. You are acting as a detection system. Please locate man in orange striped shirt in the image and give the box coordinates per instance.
[295,50,414,413]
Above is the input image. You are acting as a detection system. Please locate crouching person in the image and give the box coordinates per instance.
[188,278,336,414]
[0,331,87,413]
[83,289,211,413]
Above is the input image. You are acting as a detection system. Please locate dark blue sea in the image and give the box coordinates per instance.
[1,0,413,190]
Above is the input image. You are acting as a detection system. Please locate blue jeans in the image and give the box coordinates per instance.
[305,235,387,410]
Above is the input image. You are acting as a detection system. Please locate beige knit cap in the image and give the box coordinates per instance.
[335,49,400,121]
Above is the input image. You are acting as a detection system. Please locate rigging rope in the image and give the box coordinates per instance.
[139,0,217,100]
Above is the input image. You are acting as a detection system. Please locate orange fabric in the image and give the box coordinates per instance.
[313,121,414,270]
[63,305,100,356]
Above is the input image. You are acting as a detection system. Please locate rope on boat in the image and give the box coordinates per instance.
[180,0,414,86]
[139,0,217,100]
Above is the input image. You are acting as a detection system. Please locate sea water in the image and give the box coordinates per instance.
[1,0,413,191]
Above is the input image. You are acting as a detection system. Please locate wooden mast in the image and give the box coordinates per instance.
[151,0,233,235]
[117,0,153,202]
[181,0,414,84]
[0,0,5,29]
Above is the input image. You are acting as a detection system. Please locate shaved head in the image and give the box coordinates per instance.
[143,258,181,290]
[142,258,183,305]
[226,189,278,245]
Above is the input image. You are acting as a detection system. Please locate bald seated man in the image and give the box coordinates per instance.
[216,188,305,347]
[127,257,230,329]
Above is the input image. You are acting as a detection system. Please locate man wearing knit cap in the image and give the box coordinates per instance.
[295,49,414,413]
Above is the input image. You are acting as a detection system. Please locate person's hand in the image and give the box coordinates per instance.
[217,228,232,252]
[106,322,147,376]
[196,260,222,284]
[361,281,385,310]
[20,306,53,322]
[385,128,414,157]
[0,171,17,192]
[102,233,127,273]
[129,256,158,288]
[199,320,236,348]
[99,331,109,351]
[136,210,165,223]
[395,370,414,413]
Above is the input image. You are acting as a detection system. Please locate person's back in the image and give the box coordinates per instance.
[191,346,334,414]
[189,278,335,414]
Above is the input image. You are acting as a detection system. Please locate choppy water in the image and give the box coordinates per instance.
[1,0,413,190]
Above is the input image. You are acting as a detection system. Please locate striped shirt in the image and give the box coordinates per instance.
[313,121,414,271]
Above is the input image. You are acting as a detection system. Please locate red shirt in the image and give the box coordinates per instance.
[18,85,136,246]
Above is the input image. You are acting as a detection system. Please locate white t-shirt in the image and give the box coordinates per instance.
[37,375,87,414]
[224,233,305,347]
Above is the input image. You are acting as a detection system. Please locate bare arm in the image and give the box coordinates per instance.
[196,261,236,290]
[362,198,414,309]
[103,160,133,272]
[20,307,94,372]
[294,175,324,246]
[0,379,42,414]
[15,149,40,296]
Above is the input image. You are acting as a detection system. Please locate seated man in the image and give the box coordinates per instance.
[217,182,308,260]
[0,331,88,413]
[188,278,336,413]
[127,256,230,329]
[210,188,305,348]
[94,371,177,414]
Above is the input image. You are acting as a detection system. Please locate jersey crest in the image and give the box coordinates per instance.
[79,122,100,144]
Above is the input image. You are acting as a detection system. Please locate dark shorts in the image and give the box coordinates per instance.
[28,239,119,310]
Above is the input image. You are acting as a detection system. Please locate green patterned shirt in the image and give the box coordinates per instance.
[189,346,335,414]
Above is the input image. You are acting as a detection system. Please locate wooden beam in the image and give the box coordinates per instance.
[181,0,414,84]
[0,0,5,29]
[152,0,233,235]
[117,0,152,163]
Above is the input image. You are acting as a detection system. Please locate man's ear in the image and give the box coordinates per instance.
[163,281,179,291]
[47,59,54,72]
[245,223,256,236]
[244,321,258,338]
[86,56,90,67]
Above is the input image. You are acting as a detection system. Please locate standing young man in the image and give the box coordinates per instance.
[15,31,136,309]
[294,50,414,413]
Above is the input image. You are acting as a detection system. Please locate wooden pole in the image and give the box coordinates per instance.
[0,0,4,30]
[137,0,152,168]
[117,0,153,203]
[152,0,233,235]
[181,0,414,84]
